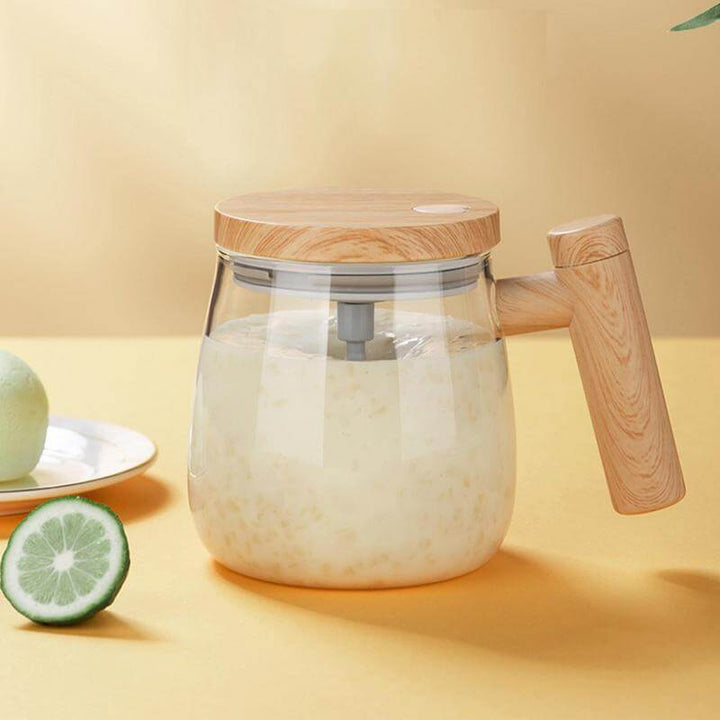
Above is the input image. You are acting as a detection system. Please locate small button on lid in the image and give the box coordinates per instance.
[412,203,471,214]
[214,188,500,263]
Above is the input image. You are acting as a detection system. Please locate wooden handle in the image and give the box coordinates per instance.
[497,215,685,514]
[496,271,573,336]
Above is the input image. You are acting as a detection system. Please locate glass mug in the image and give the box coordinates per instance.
[188,189,684,589]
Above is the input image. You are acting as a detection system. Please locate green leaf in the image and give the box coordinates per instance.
[671,3,720,31]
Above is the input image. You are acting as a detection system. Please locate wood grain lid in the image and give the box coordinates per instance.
[214,188,500,263]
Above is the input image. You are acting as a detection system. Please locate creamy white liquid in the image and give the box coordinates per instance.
[189,309,516,588]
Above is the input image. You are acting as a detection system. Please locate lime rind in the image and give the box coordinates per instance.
[1,496,129,625]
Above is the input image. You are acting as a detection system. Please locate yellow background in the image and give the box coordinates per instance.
[2,5,718,714]
[1,0,718,336]
[1,334,718,718]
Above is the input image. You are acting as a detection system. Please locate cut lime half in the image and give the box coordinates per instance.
[1,496,129,625]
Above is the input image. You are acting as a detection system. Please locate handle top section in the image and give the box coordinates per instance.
[548,215,629,268]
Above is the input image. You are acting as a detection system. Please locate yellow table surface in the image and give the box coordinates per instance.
[0,336,718,719]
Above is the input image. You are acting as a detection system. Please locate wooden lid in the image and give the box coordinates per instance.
[214,188,500,263]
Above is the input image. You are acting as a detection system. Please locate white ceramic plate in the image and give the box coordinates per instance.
[0,416,157,516]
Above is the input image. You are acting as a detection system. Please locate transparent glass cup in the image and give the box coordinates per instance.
[189,250,516,589]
